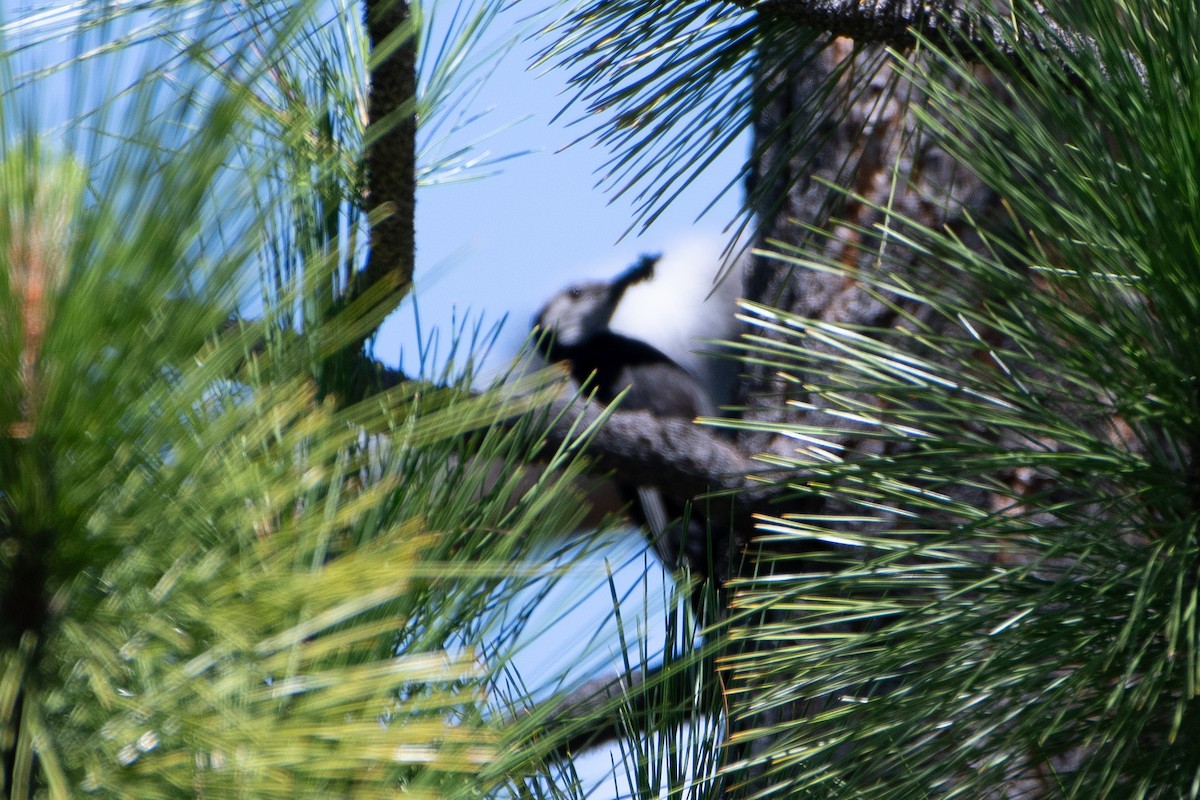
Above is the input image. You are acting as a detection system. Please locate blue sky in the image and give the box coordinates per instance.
[380,0,750,379]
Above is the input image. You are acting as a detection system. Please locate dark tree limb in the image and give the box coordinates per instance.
[314,0,416,403]
[359,0,416,303]
[542,395,801,558]
[548,402,755,501]
[738,0,1115,74]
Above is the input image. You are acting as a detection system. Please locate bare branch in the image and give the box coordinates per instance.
[552,404,754,497]
[743,0,1080,62]
[738,0,1143,88]
[543,395,802,557]
[358,0,416,306]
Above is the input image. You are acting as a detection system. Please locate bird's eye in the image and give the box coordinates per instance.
[568,287,583,299]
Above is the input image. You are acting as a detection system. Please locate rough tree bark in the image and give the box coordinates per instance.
[320,0,416,402]
[709,24,1014,783]
[359,0,416,301]
[725,5,1128,793]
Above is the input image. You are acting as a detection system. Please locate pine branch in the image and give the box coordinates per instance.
[742,0,1036,52]
[311,0,415,404]
[740,0,1139,80]
[357,0,416,310]
[543,395,802,561]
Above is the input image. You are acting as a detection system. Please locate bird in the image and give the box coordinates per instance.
[533,254,716,582]
[534,254,715,419]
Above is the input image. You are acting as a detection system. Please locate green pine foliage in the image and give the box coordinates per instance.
[0,3,602,797]
[722,2,1200,796]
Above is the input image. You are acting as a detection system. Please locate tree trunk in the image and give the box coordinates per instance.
[740,35,999,457]
[727,31,1019,788]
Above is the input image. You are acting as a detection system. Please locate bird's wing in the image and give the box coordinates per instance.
[619,360,716,419]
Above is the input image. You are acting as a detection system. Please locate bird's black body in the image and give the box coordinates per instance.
[543,330,712,421]
[534,255,716,587]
